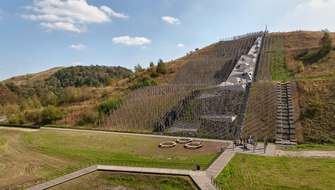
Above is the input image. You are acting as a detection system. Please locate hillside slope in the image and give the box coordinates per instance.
[244,31,335,143]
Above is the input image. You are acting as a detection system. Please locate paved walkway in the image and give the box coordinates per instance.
[207,143,235,178]
[27,166,98,190]
[27,165,216,190]
[233,143,277,156]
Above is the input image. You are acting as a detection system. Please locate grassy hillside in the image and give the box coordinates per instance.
[249,31,335,144]
[0,40,233,130]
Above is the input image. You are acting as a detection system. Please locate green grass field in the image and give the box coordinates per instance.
[49,171,198,190]
[283,144,335,151]
[0,128,223,189]
[216,154,335,190]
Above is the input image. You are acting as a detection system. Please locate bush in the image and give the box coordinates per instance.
[40,106,64,125]
[98,98,123,115]
[134,64,144,73]
[157,59,168,74]
[40,92,58,106]
[150,71,159,78]
[77,110,99,126]
[297,61,305,73]
[130,76,157,90]
[319,32,332,57]
[8,114,24,124]
[299,32,333,64]
[24,110,41,124]
[294,49,309,60]
[58,87,92,105]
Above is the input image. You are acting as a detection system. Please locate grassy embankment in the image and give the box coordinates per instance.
[269,35,294,81]
[216,153,335,190]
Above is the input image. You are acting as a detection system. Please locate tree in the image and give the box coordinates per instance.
[319,31,332,57]
[98,98,123,115]
[157,59,168,74]
[149,62,155,68]
[40,106,64,125]
[134,64,143,73]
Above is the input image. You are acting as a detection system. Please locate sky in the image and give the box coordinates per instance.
[0,0,335,80]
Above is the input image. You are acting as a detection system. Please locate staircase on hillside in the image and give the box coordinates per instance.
[275,82,296,145]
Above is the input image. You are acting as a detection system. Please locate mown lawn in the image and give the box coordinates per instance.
[49,171,198,190]
[0,128,223,189]
[216,154,335,190]
[283,144,335,151]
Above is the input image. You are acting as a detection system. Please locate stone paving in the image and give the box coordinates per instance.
[207,142,235,178]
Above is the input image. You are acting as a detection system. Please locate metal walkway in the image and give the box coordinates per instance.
[275,82,296,145]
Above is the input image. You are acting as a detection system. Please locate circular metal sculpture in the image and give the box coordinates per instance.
[184,141,203,149]
[176,138,193,144]
[159,141,177,148]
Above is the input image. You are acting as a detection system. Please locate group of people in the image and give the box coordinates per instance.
[233,136,268,153]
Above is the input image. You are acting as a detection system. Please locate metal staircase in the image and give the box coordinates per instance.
[275,82,296,145]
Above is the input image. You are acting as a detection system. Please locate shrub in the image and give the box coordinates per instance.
[294,49,309,60]
[40,106,64,125]
[157,59,168,74]
[297,61,305,73]
[130,76,157,90]
[24,110,41,124]
[98,98,123,115]
[299,32,333,64]
[77,110,99,126]
[8,114,24,124]
[134,64,144,73]
[319,32,332,57]
[40,92,58,106]
[58,87,92,105]
[150,71,159,78]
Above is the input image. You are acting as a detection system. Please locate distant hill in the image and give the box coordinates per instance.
[46,65,133,88]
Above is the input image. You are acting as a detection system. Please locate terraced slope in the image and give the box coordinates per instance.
[101,33,262,133]
[242,81,277,141]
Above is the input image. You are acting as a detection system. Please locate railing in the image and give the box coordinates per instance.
[220,31,264,42]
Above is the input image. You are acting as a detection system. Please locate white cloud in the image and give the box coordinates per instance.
[22,0,127,33]
[162,16,181,25]
[70,43,86,50]
[281,0,335,31]
[112,36,151,46]
[41,22,83,33]
[177,43,185,48]
[100,6,128,19]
